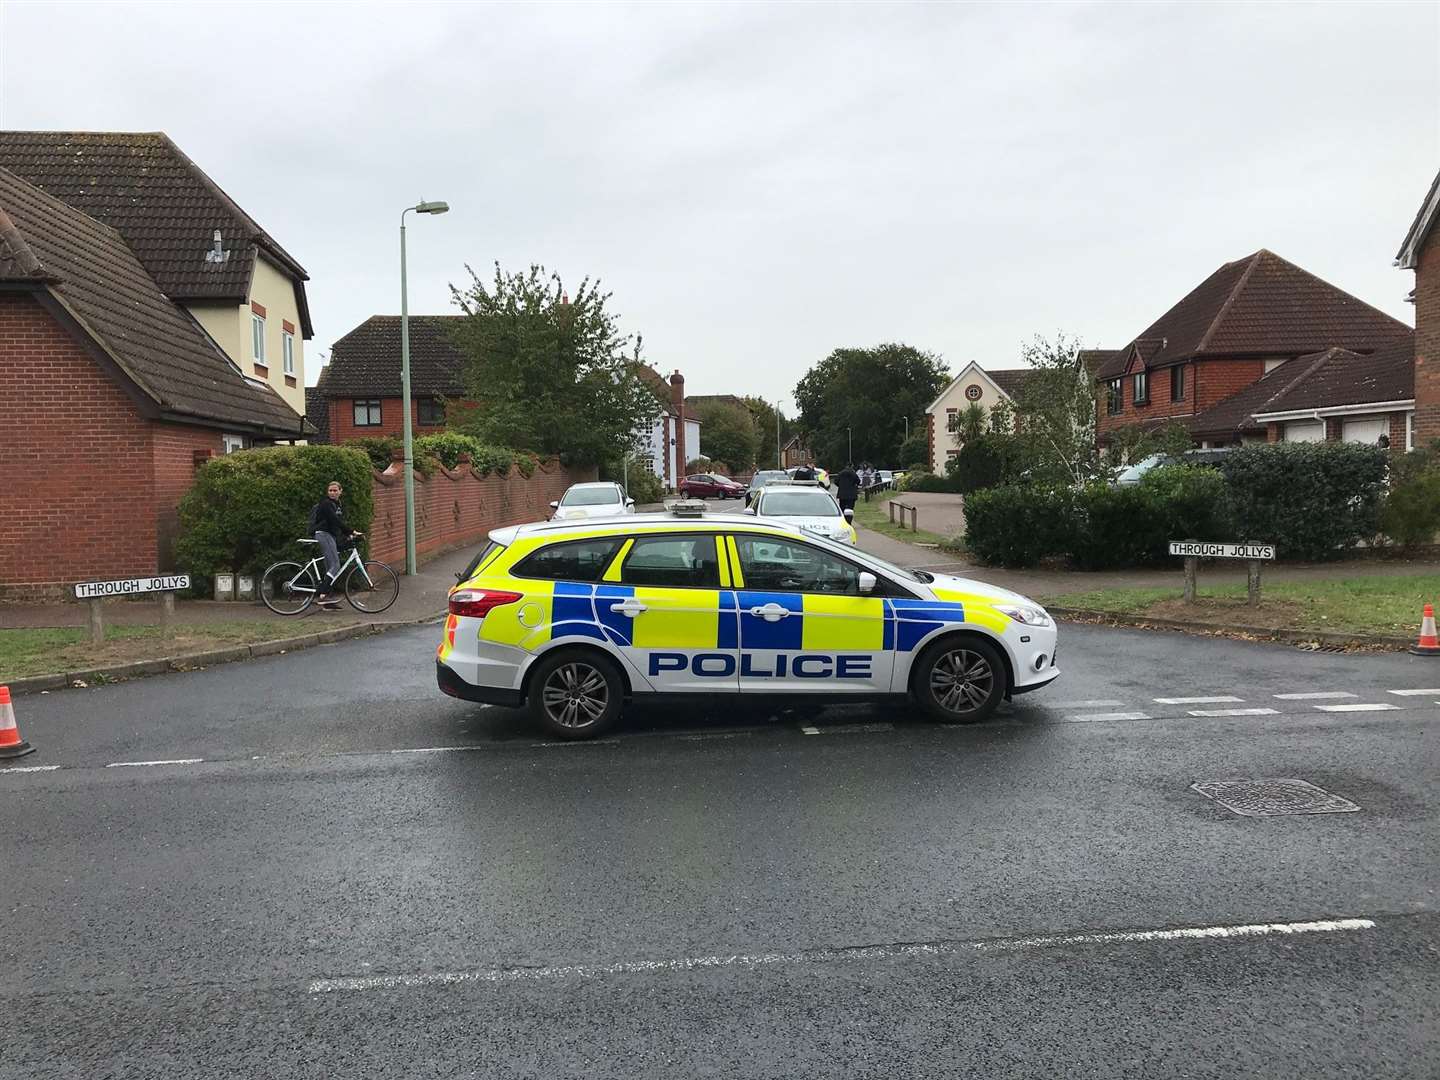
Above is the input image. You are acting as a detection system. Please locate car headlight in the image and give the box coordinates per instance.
[996,603,1052,628]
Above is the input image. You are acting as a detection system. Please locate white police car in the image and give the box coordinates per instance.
[437,506,1059,738]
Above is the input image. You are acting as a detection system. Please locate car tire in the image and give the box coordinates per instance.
[527,649,624,740]
[912,636,1006,724]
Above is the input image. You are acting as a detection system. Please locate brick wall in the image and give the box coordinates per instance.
[328,396,448,444]
[367,458,596,566]
[152,425,224,569]
[1415,229,1440,446]
[1194,358,1270,410]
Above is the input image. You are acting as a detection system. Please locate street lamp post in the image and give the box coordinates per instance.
[399,199,450,576]
[774,397,784,469]
[847,426,853,463]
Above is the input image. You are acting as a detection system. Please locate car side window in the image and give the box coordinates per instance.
[511,538,624,583]
[621,535,720,588]
[733,535,860,595]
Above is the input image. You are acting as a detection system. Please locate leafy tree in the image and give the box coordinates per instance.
[951,403,988,447]
[1007,332,1101,485]
[947,435,1005,493]
[694,401,760,472]
[794,344,949,467]
[740,396,792,469]
[448,263,658,465]
[1100,420,1196,472]
[897,431,929,470]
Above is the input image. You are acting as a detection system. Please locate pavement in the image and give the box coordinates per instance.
[870,489,967,536]
[3,605,1438,1075]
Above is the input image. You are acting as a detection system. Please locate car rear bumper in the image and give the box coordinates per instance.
[436,660,524,708]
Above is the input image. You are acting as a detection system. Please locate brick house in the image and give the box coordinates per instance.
[0,167,308,599]
[1093,249,1411,450]
[0,131,314,416]
[1398,170,1440,446]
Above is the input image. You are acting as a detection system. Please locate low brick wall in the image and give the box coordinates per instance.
[368,457,595,566]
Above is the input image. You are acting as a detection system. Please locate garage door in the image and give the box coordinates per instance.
[1283,420,1324,443]
[1342,417,1388,445]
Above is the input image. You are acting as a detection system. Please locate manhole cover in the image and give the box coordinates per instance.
[1191,778,1360,817]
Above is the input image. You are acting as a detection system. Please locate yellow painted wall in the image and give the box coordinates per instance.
[182,253,306,415]
[926,365,1012,473]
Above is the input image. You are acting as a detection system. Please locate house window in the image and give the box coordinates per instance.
[353,399,382,427]
[946,409,959,433]
[282,331,295,376]
[222,434,245,454]
[1132,370,1149,405]
[417,397,445,426]
[1170,365,1185,402]
[1106,379,1122,416]
[251,313,266,364]
[1408,411,1415,451]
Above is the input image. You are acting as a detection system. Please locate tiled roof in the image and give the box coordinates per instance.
[322,315,467,398]
[304,381,330,444]
[0,166,306,436]
[0,131,313,336]
[1095,250,1409,379]
[687,394,746,411]
[1397,170,1440,269]
[1078,349,1120,377]
[986,368,1034,398]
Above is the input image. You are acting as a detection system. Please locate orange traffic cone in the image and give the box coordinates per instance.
[1410,604,1440,656]
[0,686,35,759]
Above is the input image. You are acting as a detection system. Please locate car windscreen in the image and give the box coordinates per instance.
[760,491,840,516]
[560,486,621,506]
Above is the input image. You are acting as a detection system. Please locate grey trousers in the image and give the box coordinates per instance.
[314,531,340,591]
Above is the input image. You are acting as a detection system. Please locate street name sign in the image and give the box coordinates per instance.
[1168,541,1275,560]
[73,574,190,600]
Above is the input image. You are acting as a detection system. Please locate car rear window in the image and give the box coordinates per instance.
[511,537,625,582]
[457,540,505,582]
[561,486,622,507]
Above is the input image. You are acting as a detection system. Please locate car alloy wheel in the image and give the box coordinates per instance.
[929,648,994,714]
[541,661,610,729]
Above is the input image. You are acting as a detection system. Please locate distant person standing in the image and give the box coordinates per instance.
[792,462,817,481]
[834,463,860,515]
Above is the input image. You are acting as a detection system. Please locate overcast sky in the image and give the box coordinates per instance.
[2,1,1435,403]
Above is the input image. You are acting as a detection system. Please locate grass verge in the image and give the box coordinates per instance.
[1043,574,1440,638]
[851,496,956,549]
[0,622,304,681]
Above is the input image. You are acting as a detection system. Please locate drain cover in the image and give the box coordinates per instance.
[1191,778,1360,817]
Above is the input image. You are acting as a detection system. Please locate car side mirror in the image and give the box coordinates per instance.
[625,498,635,506]
[843,508,855,523]
[549,501,559,510]
[744,507,756,515]
[858,571,877,595]
[454,571,466,583]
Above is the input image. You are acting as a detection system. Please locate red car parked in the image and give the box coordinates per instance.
[678,473,745,499]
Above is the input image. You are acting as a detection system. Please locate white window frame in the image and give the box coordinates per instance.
[252,312,266,364]
[222,434,245,454]
[1407,411,1415,451]
[353,399,382,427]
[281,330,295,376]
[1132,370,1149,405]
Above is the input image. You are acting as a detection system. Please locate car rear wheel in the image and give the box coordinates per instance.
[528,649,623,740]
[912,636,1005,724]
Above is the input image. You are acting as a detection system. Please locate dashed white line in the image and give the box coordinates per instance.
[306,916,1376,994]
[1186,708,1280,717]
[1153,696,1244,705]
[0,764,61,773]
[1386,688,1440,697]
[389,745,488,754]
[1064,699,1128,709]
[1067,711,1151,722]
[800,726,820,735]
[1314,703,1402,713]
[104,758,204,768]
[803,722,895,735]
[1273,692,1358,701]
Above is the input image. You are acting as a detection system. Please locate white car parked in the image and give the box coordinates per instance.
[748,484,857,545]
[549,482,635,521]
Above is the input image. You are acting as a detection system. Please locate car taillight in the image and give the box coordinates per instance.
[448,589,523,618]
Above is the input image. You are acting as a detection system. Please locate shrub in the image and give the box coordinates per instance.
[1220,442,1387,560]
[947,436,1004,494]
[414,431,481,469]
[348,435,400,471]
[963,485,1075,567]
[176,445,374,586]
[905,472,966,494]
[623,465,664,505]
[685,457,714,473]
[1382,450,1440,547]
[898,432,929,472]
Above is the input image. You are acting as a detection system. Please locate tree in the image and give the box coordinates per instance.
[794,344,949,467]
[1007,332,1101,485]
[951,403,988,447]
[739,396,792,469]
[1100,420,1195,472]
[694,401,760,472]
[447,263,658,465]
[897,431,929,470]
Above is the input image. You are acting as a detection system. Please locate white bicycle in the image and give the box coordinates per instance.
[259,540,400,615]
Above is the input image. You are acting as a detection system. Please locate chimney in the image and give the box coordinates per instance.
[669,370,686,477]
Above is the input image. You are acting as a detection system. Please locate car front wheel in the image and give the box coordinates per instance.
[912,636,1005,723]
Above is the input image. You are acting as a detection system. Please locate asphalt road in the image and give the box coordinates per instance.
[3,617,1438,1077]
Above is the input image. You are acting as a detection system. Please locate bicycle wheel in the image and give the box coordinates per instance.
[260,561,316,615]
[345,559,400,613]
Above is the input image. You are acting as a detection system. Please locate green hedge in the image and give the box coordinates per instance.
[1069,466,1230,570]
[963,485,1075,568]
[176,445,375,586]
[1382,448,1440,547]
[899,471,965,494]
[1220,442,1387,561]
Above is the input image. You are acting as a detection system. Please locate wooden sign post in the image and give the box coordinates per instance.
[73,575,191,643]
[1167,541,1275,606]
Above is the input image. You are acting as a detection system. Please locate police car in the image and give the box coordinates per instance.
[437,504,1059,738]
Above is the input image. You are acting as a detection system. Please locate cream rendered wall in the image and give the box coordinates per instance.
[926,364,1011,473]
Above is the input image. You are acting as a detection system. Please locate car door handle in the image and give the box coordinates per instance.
[749,603,791,622]
[610,600,647,617]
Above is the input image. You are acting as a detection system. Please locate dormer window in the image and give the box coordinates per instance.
[1132,370,1149,406]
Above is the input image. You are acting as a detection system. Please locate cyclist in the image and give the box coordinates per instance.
[309,480,363,609]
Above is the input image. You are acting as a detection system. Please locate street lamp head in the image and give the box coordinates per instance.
[415,200,450,215]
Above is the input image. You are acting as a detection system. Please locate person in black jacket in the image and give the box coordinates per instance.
[833,463,860,515]
[309,481,363,609]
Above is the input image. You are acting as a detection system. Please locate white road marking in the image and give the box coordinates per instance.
[802,722,894,735]
[0,765,61,773]
[799,726,820,735]
[1274,692,1358,700]
[1064,699,1128,709]
[307,917,1375,994]
[1067,711,1151,722]
[1386,688,1440,697]
[1153,695,1244,705]
[104,758,204,768]
[389,746,488,754]
[1314,703,1402,713]
[1186,708,1280,717]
